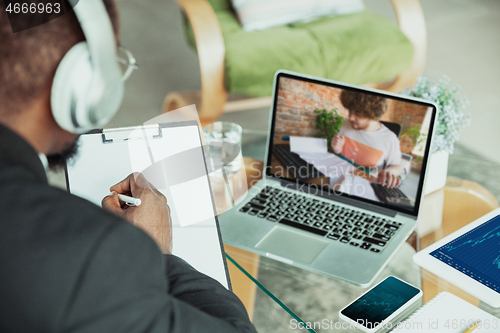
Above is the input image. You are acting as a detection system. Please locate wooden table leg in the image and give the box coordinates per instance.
[224,244,260,321]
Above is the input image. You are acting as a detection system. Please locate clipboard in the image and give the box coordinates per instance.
[65,120,231,289]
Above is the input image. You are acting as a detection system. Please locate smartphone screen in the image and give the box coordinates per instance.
[341,276,420,327]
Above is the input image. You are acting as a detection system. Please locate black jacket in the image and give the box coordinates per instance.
[0,124,257,333]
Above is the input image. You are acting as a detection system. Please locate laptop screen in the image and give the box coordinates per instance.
[266,72,437,216]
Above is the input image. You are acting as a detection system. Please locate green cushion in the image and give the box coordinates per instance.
[205,0,232,12]
[185,7,413,97]
[218,11,326,96]
[290,12,414,87]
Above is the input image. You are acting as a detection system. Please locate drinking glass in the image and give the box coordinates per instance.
[203,122,243,177]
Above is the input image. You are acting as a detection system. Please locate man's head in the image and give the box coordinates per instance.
[340,90,389,130]
[0,1,119,169]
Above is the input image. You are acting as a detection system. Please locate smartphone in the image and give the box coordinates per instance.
[339,276,422,332]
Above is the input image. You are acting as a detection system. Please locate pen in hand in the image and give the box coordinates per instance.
[108,192,141,206]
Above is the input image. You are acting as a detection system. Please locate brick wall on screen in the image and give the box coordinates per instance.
[275,78,349,136]
[384,102,429,154]
[275,78,428,154]
[275,78,398,136]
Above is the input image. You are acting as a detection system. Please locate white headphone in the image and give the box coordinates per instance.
[51,0,124,134]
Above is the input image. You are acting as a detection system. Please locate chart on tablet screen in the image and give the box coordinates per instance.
[430,215,500,293]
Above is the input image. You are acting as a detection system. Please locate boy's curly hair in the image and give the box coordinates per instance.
[340,89,388,120]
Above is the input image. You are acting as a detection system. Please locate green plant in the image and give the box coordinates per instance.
[400,125,421,145]
[400,125,423,154]
[313,108,344,153]
[403,76,471,154]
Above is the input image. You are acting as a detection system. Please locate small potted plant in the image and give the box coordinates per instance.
[313,108,344,153]
[403,76,471,194]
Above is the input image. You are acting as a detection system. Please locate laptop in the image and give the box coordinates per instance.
[219,70,438,287]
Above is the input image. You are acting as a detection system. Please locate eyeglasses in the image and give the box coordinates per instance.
[116,45,138,82]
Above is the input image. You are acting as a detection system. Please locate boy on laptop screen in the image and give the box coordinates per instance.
[271,76,433,210]
[332,90,403,188]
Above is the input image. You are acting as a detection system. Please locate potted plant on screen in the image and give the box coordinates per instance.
[403,76,471,194]
[313,108,344,153]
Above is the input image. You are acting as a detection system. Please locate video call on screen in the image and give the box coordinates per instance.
[270,76,433,210]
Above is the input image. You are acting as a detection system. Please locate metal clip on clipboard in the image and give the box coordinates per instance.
[101,124,162,144]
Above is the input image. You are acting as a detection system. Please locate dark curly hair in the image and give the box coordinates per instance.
[340,89,389,120]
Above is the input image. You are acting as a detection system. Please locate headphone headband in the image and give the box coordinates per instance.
[51,0,124,133]
[72,0,120,82]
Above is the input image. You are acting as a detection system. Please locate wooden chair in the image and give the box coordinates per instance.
[166,0,427,126]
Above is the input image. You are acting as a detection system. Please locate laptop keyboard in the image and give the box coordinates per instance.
[238,186,403,253]
[371,183,409,199]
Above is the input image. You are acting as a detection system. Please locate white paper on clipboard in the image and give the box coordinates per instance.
[66,122,229,288]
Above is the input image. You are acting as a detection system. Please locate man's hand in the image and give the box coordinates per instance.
[102,172,173,254]
[377,167,402,189]
[330,135,345,155]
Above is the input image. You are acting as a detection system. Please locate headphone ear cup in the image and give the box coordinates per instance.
[51,42,93,133]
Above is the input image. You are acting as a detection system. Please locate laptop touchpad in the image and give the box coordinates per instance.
[255,227,328,264]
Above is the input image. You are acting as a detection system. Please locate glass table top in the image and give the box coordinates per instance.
[210,129,500,333]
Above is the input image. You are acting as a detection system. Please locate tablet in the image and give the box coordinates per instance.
[413,208,500,308]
